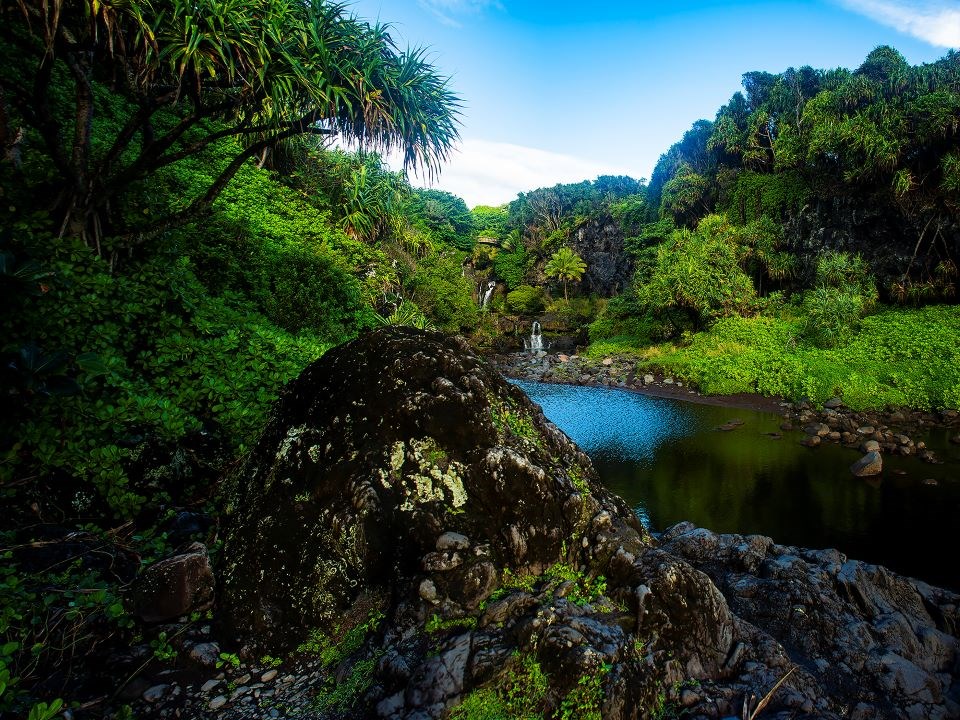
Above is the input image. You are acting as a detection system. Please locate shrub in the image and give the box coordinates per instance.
[506,285,546,314]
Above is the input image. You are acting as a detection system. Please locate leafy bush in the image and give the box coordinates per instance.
[506,285,546,314]
[493,243,531,290]
[408,253,479,332]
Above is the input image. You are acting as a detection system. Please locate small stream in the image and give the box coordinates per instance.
[512,379,960,591]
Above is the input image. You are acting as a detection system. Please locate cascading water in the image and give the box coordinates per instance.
[525,321,544,353]
[480,280,495,308]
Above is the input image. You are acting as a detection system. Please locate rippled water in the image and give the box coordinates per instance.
[512,379,960,591]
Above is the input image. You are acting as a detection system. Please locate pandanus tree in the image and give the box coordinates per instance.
[544,246,586,301]
[0,0,461,253]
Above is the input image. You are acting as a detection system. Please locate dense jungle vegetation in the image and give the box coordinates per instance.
[0,0,958,711]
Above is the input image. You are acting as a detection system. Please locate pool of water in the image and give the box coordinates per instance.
[512,380,960,591]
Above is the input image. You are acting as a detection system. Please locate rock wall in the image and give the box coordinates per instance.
[219,327,960,720]
[784,196,960,294]
[570,215,634,296]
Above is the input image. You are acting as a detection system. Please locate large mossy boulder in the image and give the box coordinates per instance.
[218,327,960,720]
[220,327,644,652]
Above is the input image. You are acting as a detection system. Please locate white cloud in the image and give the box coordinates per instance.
[838,0,960,48]
[416,0,502,28]
[401,139,639,208]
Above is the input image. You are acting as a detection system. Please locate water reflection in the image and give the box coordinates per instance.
[512,379,960,591]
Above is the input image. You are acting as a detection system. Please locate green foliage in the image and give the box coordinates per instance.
[2,0,462,244]
[493,243,532,290]
[472,205,510,241]
[558,665,609,720]
[544,248,588,300]
[801,251,877,348]
[632,306,960,410]
[297,611,384,669]
[408,189,476,250]
[634,217,756,328]
[0,539,134,716]
[425,614,478,634]
[408,253,479,332]
[450,653,548,720]
[506,285,546,314]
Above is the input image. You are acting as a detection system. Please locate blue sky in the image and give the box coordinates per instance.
[348,0,958,207]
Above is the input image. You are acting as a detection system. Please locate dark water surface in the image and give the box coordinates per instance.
[512,380,960,591]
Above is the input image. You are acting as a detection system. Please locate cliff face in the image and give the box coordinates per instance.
[570,215,634,297]
[784,196,960,296]
[218,327,960,720]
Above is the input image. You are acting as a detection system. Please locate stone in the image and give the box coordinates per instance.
[200,679,221,694]
[557,354,569,363]
[804,422,831,437]
[419,579,439,603]
[602,358,613,366]
[436,531,470,551]
[663,377,674,384]
[142,684,168,703]
[801,435,821,448]
[850,452,883,477]
[643,374,655,385]
[824,397,844,409]
[260,669,278,683]
[221,327,642,651]
[860,440,881,453]
[133,542,214,623]
[188,642,220,667]
[208,695,228,710]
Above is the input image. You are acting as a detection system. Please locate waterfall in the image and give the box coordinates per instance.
[480,280,495,308]
[528,321,543,352]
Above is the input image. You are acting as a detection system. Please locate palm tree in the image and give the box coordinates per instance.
[545,247,587,301]
[3,0,462,250]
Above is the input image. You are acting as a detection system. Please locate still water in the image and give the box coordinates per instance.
[512,380,960,591]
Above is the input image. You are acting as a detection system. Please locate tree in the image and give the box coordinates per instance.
[544,247,587,301]
[0,0,461,251]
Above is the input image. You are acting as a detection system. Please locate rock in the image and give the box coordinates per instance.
[221,327,642,651]
[260,669,278,683]
[419,579,439,603]
[436,531,470,551]
[602,358,613,366]
[188,641,220,667]
[850,451,883,477]
[557,354,569,363]
[824,397,844,409]
[643,374,655,385]
[142,684,168,703]
[804,423,831,437]
[860,440,881,453]
[208,695,228,710]
[951,434,960,445]
[663,377,674,385]
[801,435,821,448]
[133,542,214,623]
[857,425,876,435]
[200,679,221,694]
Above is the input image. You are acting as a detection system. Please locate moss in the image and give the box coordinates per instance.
[425,613,478,634]
[450,653,548,720]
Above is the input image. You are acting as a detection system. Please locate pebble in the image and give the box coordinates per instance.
[209,695,228,710]
[261,669,278,683]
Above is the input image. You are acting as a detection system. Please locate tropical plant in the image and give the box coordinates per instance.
[544,247,587,300]
[0,0,461,250]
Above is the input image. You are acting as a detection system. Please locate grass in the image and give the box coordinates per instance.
[586,305,960,410]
